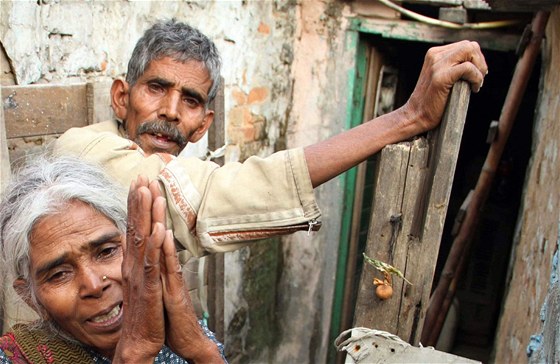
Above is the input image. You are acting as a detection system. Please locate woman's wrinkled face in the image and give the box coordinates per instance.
[27,200,124,358]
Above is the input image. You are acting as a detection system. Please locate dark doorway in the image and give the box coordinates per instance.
[345,36,540,363]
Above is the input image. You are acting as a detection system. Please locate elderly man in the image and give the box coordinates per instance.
[52,19,488,261]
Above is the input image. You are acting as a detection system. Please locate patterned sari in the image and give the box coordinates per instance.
[0,322,226,363]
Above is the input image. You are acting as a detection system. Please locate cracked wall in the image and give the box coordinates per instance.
[493,7,560,363]
[1,1,353,362]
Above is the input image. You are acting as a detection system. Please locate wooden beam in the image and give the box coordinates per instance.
[2,84,89,139]
[1,84,40,334]
[0,88,10,191]
[485,0,559,11]
[353,82,470,344]
[402,0,463,5]
[403,0,492,9]
[354,18,521,52]
[353,138,430,341]
[1,82,112,165]
[86,80,114,125]
[206,77,225,342]
[422,10,550,346]
[0,84,8,334]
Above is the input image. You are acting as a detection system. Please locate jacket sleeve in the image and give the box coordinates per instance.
[53,125,321,259]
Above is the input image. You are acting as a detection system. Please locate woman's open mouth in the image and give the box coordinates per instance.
[88,303,123,328]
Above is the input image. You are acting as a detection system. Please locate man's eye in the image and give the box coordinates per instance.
[148,83,164,93]
[184,97,200,107]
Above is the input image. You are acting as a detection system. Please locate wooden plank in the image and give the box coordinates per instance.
[353,82,470,344]
[86,80,114,125]
[406,82,471,344]
[206,77,225,342]
[1,84,40,334]
[353,138,429,337]
[388,138,430,344]
[0,86,11,192]
[2,83,89,139]
[485,0,559,11]
[338,46,386,364]
[350,0,401,19]
[354,18,520,52]
[4,82,112,165]
[402,0,463,5]
[403,0,491,9]
[0,84,8,334]
[207,77,225,166]
[7,134,60,168]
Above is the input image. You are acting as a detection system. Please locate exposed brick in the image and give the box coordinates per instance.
[228,106,251,128]
[253,117,266,140]
[248,87,269,104]
[227,127,245,144]
[231,87,247,105]
[243,126,256,141]
[257,22,271,35]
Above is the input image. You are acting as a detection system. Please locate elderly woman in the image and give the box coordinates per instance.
[0,156,226,363]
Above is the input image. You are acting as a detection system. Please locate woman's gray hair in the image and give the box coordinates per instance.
[0,155,127,324]
[126,19,222,104]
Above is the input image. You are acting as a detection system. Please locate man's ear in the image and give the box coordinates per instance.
[188,110,215,143]
[111,79,130,121]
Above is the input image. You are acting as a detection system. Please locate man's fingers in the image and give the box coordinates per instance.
[447,62,485,93]
[465,42,488,77]
[426,41,488,90]
[447,41,487,77]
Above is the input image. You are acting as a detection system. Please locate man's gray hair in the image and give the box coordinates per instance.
[0,155,127,310]
[126,19,222,103]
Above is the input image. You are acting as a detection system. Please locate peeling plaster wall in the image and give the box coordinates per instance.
[1,1,355,362]
[493,7,560,363]
[274,1,353,363]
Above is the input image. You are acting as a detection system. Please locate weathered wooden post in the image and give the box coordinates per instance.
[353,81,471,344]
[0,84,9,334]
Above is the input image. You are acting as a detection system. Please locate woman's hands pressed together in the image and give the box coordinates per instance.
[113,175,223,363]
[113,175,168,363]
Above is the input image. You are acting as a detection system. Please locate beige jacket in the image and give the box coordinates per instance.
[53,120,322,261]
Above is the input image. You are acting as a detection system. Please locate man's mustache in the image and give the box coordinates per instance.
[136,120,188,149]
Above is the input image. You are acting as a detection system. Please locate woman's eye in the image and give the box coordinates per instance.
[98,246,120,259]
[48,270,69,282]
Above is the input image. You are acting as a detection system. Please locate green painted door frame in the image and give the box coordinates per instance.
[327,18,370,364]
[326,17,520,363]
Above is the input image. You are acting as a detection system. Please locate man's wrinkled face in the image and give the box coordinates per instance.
[114,57,214,156]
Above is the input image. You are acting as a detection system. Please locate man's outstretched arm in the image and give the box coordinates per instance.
[305,40,488,188]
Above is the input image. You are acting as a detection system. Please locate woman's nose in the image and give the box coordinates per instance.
[79,269,108,298]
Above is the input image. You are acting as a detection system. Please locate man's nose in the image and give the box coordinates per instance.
[158,92,181,122]
[79,269,108,299]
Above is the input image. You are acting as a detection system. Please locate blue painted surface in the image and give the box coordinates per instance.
[527,334,543,358]
[527,222,560,359]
